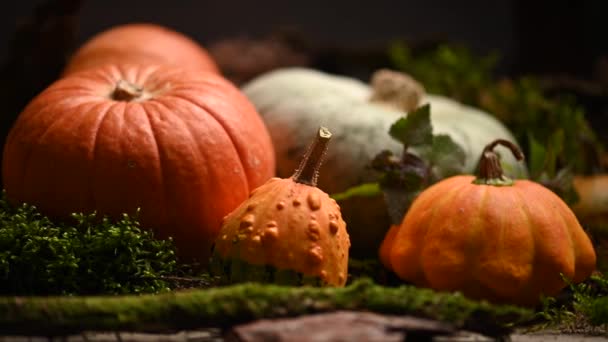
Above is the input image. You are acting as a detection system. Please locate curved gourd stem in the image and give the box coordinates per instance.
[474,139,525,186]
[292,127,332,186]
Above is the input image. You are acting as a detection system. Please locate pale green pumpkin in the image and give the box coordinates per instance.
[242,67,526,257]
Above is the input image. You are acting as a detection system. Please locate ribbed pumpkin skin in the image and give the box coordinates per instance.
[2,63,275,263]
[64,23,219,75]
[214,177,350,286]
[380,175,597,306]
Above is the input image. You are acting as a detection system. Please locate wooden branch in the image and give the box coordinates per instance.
[0,279,532,338]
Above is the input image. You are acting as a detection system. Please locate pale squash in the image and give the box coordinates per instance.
[242,67,526,256]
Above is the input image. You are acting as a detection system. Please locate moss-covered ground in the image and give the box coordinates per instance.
[0,192,607,339]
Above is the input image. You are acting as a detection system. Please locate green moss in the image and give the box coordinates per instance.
[587,297,608,326]
[536,273,608,332]
[0,192,604,335]
[0,192,178,295]
[574,275,608,327]
[0,278,533,337]
[210,254,324,286]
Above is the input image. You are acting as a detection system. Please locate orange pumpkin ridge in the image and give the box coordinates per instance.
[214,127,351,287]
[379,139,597,306]
[2,63,275,264]
[63,23,219,76]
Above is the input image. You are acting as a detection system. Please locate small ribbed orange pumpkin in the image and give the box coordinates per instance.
[213,127,351,287]
[379,139,597,306]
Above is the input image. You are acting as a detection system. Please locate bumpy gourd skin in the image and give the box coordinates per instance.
[214,177,350,287]
[380,175,597,306]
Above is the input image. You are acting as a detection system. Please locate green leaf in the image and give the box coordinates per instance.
[428,134,467,179]
[527,134,546,179]
[529,130,566,180]
[389,104,433,147]
[331,183,382,202]
[373,104,468,225]
[546,129,565,177]
[551,168,579,205]
[372,150,428,195]
[388,41,606,203]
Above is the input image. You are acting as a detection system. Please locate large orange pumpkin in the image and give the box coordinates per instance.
[2,63,275,263]
[63,23,219,75]
[379,139,596,306]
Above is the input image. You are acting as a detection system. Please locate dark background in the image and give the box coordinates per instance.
[1,0,607,162]
[3,0,606,75]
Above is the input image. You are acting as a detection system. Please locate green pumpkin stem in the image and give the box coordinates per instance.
[474,139,525,186]
[112,80,144,101]
[292,127,332,186]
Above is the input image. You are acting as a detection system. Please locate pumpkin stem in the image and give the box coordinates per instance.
[369,69,425,113]
[112,80,144,101]
[292,127,332,186]
[474,139,525,186]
